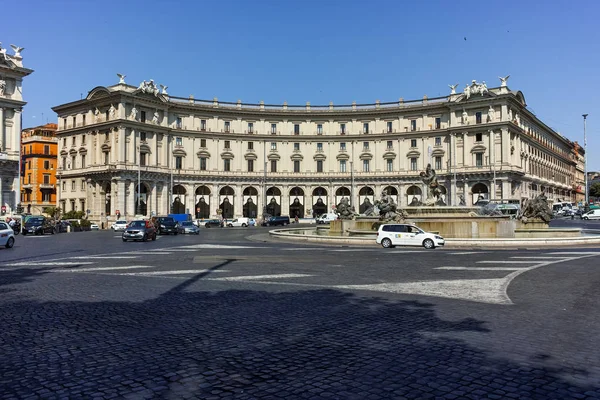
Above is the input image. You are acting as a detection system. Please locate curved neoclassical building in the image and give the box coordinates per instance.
[52,77,577,223]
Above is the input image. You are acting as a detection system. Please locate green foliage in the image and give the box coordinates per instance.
[70,220,81,228]
[63,210,85,220]
[44,206,62,219]
[79,219,91,227]
[590,182,600,199]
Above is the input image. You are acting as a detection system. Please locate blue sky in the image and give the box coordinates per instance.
[3,0,600,169]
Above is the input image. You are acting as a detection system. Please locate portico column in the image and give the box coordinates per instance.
[118,127,126,165]
[126,180,135,216]
[235,184,243,217]
[282,185,290,216]
[116,179,126,217]
[211,184,219,218]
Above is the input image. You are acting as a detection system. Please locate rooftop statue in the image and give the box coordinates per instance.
[499,75,510,87]
[448,83,459,95]
[117,73,126,84]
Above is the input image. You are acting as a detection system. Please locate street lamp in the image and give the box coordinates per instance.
[583,114,588,207]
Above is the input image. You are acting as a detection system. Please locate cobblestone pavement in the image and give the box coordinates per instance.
[1,228,600,399]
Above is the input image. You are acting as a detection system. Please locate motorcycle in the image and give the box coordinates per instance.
[11,222,21,235]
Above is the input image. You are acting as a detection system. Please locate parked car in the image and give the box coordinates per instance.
[227,217,255,227]
[54,221,70,233]
[178,221,200,234]
[122,220,157,242]
[155,216,179,235]
[90,224,100,231]
[111,220,128,231]
[22,216,55,235]
[376,223,444,249]
[0,221,15,248]
[316,213,338,224]
[582,209,600,220]
[261,216,291,226]
[204,219,224,228]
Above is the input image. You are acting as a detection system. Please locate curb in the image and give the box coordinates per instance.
[268,228,600,248]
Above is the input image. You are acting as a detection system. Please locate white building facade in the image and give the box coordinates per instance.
[0,43,32,215]
[51,77,577,223]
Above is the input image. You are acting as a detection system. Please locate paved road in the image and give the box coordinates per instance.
[1,227,600,399]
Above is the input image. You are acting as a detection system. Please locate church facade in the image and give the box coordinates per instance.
[51,77,578,223]
[0,43,32,215]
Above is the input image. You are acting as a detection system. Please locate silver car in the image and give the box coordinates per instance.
[178,221,200,234]
[122,220,157,242]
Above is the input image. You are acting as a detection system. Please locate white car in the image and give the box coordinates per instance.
[111,220,128,231]
[582,209,600,220]
[316,213,338,224]
[376,223,444,249]
[90,224,100,231]
[0,221,15,248]
[227,217,255,227]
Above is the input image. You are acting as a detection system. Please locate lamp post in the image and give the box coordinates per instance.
[583,114,588,207]
[263,138,267,218]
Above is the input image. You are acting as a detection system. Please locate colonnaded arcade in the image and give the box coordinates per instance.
[52,76,579,223]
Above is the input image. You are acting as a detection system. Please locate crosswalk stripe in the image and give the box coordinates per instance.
[207,273,312,281]
[477,261,537,264]
[70,256,139,259]
[449,252,485,255]
[436,267,525,271]
[53,265,159,272]
[510,256,569,260]
[5,262,95,266]
[116,269,230,276]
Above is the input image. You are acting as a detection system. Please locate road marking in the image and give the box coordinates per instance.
[21,235,50,238]
[70,256,140,259]
[53,265,159,272]
[208,273,312,281]
[510,256,570,260]
[116,269,230,276]
[477,260,538,264]
[449,252,485,255]
[5,261,95,266]
[179,244,267,249]
[549,252,600,255]
[436,267,525,271]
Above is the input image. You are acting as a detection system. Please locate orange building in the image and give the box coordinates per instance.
[20,123,58,215]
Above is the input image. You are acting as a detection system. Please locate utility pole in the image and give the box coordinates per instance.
[137,130,141,216]
[263,138,267,218]
[583,114,588,207]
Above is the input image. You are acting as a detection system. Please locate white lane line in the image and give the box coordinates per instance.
[70,256,140,259]
[510,256,570,260]
[449,252,485,255]
[116,269,230,276]
[283,248,325,251]
[477,261,538,264]
[549,252,600,255]
[5,262,96,266]
[21,236,50,238]
[208,273,312,281]
[436,267,525,271]
[178,244,267,249]
[125,251,172,255]
[53,265,159,272]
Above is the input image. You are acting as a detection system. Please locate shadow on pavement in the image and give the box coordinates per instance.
[0,267,598,399]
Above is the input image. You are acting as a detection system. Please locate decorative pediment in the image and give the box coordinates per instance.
[471,144,487,153]
[101,143,111,151]
[244,152,257,160]
[220,151,234,160]
[382,151,396,160]
[173,148,187,157]
[359,153,372,160]
[86,86,112,100]
[69,148,77,155]
[139,143,151,154]
[267,153,280,161]
[336,153,349,160]
[290,153,304,161]
[132,80,169,102]
[431,148,445,157]
[406,150,421,158]
[313,153,327,161]
[60,149,68,156]
[196,150,211,158]
[78,147,88,155]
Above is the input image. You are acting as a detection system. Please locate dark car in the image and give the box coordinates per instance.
[22,216,55,235]
[204,219,223,228]
[261,216,291,226]
[155,216,178,235]
[122,220,157,242]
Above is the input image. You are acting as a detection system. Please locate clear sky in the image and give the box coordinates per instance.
[3,0,600,169]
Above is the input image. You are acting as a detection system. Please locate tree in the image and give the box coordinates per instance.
[43,206,62,220]
[589,182,600,200]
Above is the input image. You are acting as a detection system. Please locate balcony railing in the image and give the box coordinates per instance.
[40,183,55,189]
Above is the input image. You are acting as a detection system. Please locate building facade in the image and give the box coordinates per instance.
[571,142,586,204]
[52,77,578,223]
[20,123,58,215]
[0,43,32,215]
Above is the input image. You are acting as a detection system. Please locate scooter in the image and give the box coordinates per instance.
[12,222,21,235]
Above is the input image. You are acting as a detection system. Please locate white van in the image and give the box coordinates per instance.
[316,213,338,224]
[227,217,255,227]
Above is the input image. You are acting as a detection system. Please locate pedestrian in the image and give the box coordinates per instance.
[8,218,15,228]
[295,215,299,224]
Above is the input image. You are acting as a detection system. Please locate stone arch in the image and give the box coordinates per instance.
[219,186,235,219]
[171,184,187,214]
[383,185,399,205]
[406,185,422,206]
[194,185,211,218]
[472,182,489,205]
[358,186,375,214]
[312,187,328,217]
[135,182,150,216]
[289,187,305,218]
[335,186,351,207]
[265,187,281,217]
[243,186,258,218]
